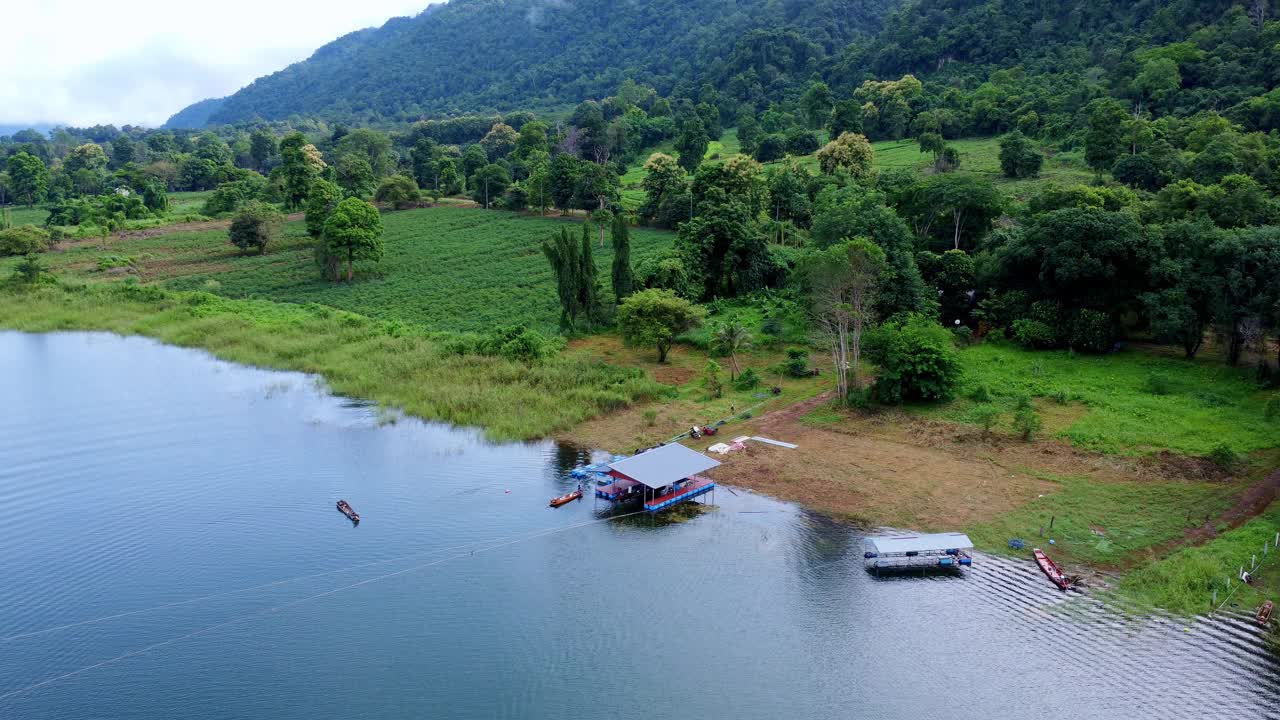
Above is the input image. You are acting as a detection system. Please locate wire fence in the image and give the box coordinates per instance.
[1210,531,1279,616]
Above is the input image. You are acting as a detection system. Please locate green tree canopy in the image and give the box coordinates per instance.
[322,198,385,281]
[617,288,703,363]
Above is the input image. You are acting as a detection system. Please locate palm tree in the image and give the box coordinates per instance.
[712,321,752,381]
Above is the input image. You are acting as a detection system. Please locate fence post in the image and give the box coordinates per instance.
[1253,555,1258,571]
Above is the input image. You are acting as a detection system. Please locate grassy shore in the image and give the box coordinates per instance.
[0,283,667,441]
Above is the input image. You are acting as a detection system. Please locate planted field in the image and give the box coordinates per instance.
[10,206,675,333]
[916,341,1279,456]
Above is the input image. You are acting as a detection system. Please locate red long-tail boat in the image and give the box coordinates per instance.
[1034,548,1070,590]
[549,489,583,508]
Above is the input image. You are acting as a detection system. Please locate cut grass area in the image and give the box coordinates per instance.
[1116,501,1280,616]
[563,334,828,453]
[7,207,676,334]
[4,204,49,226]
[917,341,1279,456]
[968,472,1238,569]
[0,283,668,442]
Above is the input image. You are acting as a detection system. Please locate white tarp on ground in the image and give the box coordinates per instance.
[607,443,721,489]
[865,533,974,555]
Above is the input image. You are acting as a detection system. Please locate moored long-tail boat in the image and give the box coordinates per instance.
[336,499,360,523]
[1033,548,1070,591]
[549,489,583,508]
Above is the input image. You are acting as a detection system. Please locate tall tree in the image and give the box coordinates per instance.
[1084,98,1130,177]
[279,132,321,209]
[322,198,385,281]
[816,132,874,177]
[6,152,48,207]
[799,238,886,402]
[541,226,600,332]
[800,81,834,129]
[610,213,635,302]
[249,130,277,172]
[675,116,710,174]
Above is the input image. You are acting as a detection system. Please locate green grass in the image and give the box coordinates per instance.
[919,341,1280,456]
[0,283,668,442]
[4,204,49,226]
[4,207,676,334]
[1116,502,1280,615]
[969,472,1237,568]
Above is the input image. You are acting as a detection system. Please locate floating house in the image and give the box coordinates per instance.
[863,533,973,575]
[595,443,720,513]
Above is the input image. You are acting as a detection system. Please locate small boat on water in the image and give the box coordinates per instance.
[549,489,583,508]
[336,499,360,523]
[1033,548,1070,590]
[1258,600,1274,626]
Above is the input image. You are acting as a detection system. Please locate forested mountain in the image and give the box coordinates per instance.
[163,98,226,130]
[179,0,897,127]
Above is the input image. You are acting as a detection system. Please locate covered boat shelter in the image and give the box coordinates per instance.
[597,443,721,513]
[863,532,974,575]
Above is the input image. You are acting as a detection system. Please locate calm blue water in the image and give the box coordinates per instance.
[1,331,1277,720]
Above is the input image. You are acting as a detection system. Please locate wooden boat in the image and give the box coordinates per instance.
[1033,548,1070,590]
[1258,600,1274,626]
[336,499,360,523]
[549,489,583,508]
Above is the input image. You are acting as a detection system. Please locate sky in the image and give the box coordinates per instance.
[1,0,437,129]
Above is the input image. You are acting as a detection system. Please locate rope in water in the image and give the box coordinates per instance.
[1,513,624,643]
[0,509,646,702]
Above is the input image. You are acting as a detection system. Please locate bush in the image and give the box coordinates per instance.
[1070,309,1113,353]
[228,201,284,255]
[202,176,267,215]
[784,129,820,156]
[870,315,962,404]
[374,174,421,210]
[1266,396,1280,422]
[999,131,1043,178]
[968,384,993,402]
[643,409,659,427]
[477,325,562,363]
[1208,443,1241,472]
[1145,374,1173,396]
[0,225,51,256]
[783,347,811,378]
[1012,319,1056,350]
[734,367,761,390]
[754,134,787,162]
[971,403,1002,434]
[1013,398,1042,441]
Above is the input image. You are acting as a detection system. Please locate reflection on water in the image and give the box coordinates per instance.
[0,331,1276,720]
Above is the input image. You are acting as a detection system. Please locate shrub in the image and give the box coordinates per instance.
[783,347,811,378]
[760,316,783,337]
[784,128,820,155]
[1012,319,1057,350]
[0,225,51,256]
[1208,443,1241,473]
[999,131,1043,178]
[11,253,47,284]
[1051,388,1070,405]
[1013,398,1042,441]
[374,174,421,210]
[477,325,562,363]
[734,367,761,390]
[754,134,787,162]
[643,409,659,427]
[968,384,993,402]
[971,404,1002,434]
[870,315,962,403]
[702,359,724,399]
[228,201,284,255]
[1145,374,1172,395]
[1070,309,1113,353]
[1266,396,1280,422]
[202,177,267,215]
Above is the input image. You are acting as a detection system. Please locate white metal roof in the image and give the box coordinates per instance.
[865,533,973,554]
[607,443,720,489]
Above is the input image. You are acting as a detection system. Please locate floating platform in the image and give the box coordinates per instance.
[863,532,972,574]
[644,475,715,513]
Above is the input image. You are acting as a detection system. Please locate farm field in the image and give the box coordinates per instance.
[5,206,676,333]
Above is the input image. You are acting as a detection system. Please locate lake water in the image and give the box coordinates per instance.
[1,331,1277,720]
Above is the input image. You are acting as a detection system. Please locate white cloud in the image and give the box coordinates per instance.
[0,0,438,127]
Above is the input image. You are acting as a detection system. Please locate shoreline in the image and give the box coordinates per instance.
[3,282,1278,619]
